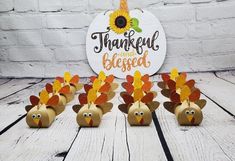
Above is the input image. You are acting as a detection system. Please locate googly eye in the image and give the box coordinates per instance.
[140,112,144,116]
[191,110,195,115]
[37,114,41,118]
[134,112,139,116]
[185,110,190,115]
[32,114,36,119]
[88,113,92,117]
[83,113,88,117]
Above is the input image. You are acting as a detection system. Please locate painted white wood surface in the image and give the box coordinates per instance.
[0,72,235,161]
[188,72,235,115]
[64,94,166,161]
[0,79,52,132]
[0,79,41,99]
[155,85,235,161]
[216,71,235,84]
[0,79,11,86]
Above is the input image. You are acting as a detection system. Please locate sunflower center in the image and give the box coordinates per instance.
[115,16,127,28]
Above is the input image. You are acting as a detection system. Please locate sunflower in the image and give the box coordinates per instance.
[109,9,131,34]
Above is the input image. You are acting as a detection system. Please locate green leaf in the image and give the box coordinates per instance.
[131,18,142,33]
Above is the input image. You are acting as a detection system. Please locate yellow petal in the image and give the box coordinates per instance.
[134,70,141,79]
[170,68,179,80]
[180,85,191,102]
[53,80,62,93]
[134,79,142,89]
[64,72,71,83]
[87,89,97,103]
[134,89,144,102]
[98,71,106,81]
[176,74,186,89]
[40,89,49,104]
[93,79,101,90]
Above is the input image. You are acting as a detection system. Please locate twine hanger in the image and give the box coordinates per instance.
[120,0,129,12]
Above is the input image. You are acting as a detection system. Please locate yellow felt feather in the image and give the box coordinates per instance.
[98,71,106,81]
[176,74,186,89]
[170,68,179,80]
[134,89,144,102]
[64,72,71,83]
[93,79,101,90]
[40,89,49,104]
[87,89,97,103]
[180,85,191,102]
[53,80,62,93]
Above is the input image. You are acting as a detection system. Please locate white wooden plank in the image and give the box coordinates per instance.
[0,79,11,86]
[155,83,235,161]
[0,98,79,161]
[0,79,41,99]
[0,79,53,132]
[188,72,235,115]
[65,90,166,161]
[0,78,88,161]
[64,94,130,161]
[216,70,235,84]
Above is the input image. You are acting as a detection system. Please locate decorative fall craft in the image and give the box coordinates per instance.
[72,87,113,127]
[109,0,142,34]
[118,71,159,126]
[84,71,119,101]
[25,89,61,128]
[45,80,70,114]
[56,72,83,102]
[158,68,207,126]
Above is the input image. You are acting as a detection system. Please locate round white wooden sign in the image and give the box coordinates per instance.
[86,9,166,78]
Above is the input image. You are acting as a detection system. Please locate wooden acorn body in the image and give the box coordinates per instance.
[26,104,56,128]
[76,104,103,127]
[127,102,152,126]
[174,101,203,126]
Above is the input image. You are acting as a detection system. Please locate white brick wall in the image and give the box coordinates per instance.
[0,0,235,78]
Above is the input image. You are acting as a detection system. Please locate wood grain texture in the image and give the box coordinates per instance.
[0,79,52,132]
[0,79,11,86]
[188,72,235,115]
[216,70,235,84]
[0,98,79,161]
[156,87,235,161]
[0,79,42,100]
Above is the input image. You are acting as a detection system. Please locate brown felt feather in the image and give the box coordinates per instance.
[72,104,83,113]
[163,102,176,114]
[118,104,129,114]
[195,99,207,109]
[147,101,160,112]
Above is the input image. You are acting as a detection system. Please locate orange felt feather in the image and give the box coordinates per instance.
[95,93,108,105]
[105,75,114,83]
[84,84,92,93]
[45,83,53,93]
[70,75,79,85]
[162,74,170,82]
[30,95,40,106]
[99,82,111,93]
[185,80,195,89]
[126,75,134,83]
[141,74,149,82]
[55,77,64,83]
[47,95,59,106]
[142,81,152,92]
[141,92,154,104]
[59,85,70,94]
[134,89,144,102]
[189,89,200,102]
[90,76,97,83]
[122,82,134,94]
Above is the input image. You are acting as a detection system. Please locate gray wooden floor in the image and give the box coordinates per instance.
[0,71,235,161]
